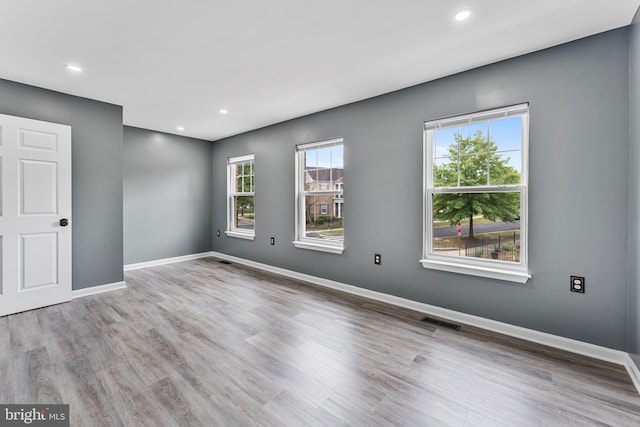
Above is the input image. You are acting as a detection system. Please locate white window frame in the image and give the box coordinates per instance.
[293,138,344,254]
[421,104,531,283]
[226,153,255,240]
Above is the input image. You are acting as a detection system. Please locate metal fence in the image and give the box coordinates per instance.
[464,233,520,262]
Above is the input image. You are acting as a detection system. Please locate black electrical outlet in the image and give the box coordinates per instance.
[270,237,275,245]
[216,230,221,237]
[570,276,585,293]
[374,253,381,265]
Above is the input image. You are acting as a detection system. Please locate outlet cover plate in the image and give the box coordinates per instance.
[570,276,585,293]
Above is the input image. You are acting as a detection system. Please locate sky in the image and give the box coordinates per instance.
[305,144,344,169]
[434,116,522,172]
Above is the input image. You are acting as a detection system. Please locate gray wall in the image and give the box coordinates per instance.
[0,78,124,290]
[212,28,630,350]
[124,126,212,264]
[628,7,640,367]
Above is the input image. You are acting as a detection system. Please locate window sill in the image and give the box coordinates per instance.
[419,258,530,284]
[292,240,344,254]
[225,230,255,241]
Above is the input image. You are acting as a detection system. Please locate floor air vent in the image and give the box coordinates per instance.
[219,260,233,265]
[420,316,461,331]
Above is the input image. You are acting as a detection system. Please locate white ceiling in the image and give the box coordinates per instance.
[1,0,639,141]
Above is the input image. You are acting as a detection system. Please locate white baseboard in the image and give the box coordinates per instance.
[208,251,640,394]
[124,252,212,271]
[624,354,640,393]
[72,281,127,299]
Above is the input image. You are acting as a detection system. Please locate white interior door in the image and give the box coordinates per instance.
[0,114,72,316]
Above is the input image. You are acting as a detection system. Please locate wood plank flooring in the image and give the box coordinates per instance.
[2,256,640,426]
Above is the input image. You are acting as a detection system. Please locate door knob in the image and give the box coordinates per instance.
[59,218,69,227]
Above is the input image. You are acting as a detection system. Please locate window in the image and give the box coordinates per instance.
[294,138,344,254]
[421,104,530,283]
[226,154,255,240]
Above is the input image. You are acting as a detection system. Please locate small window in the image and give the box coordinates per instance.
[226,154,255,240]
[422,104,530,283]
[293,138,344,254]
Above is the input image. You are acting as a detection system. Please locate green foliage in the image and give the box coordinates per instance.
[433,192,520,224]
[502,243,515,251]
[435,131,520,187]
[235,161,254,192]
[433,131,520,238]
[236,196,254,214]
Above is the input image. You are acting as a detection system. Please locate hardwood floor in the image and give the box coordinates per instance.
[2,256,640,426]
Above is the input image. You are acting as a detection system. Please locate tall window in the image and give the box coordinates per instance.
[294,138,344,254]
[226,154,255,240]
[422,104,530,283]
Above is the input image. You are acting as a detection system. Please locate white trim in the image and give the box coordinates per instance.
[292,240,344,254]
[71,281,126,299]
[420,258,531,284]
[124,252,212,271]
[624,354,640,393]
[208,250,638,394]
[296,137,343,151]
[225,230,256,240]
[424,103,529,130]
[228,153,254,164]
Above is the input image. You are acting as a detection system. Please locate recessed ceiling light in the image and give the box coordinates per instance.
[177,126,185,131]
[65,64,83,72]
[219,109,228,115]
[455,9,471,21]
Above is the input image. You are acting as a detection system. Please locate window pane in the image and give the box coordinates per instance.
[434,123,495,188]
[432,191,520,263]
[304,195,343,241]
[234,195,255,230]
[316,146,333,168]
[490,116,522,153]
[434,127,457,160]
[331,145,344,168]
[459,154,488,186]
[233,161,255,193]
[434,156,457,187]
[489,153,521,185]
[489,116,522,183]
[304,146,344,192]
[304,150,318,192]
[304,150,318,168]
[458,123,489,156]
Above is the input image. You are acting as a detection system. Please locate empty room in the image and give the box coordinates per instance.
[2,0,640,425]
